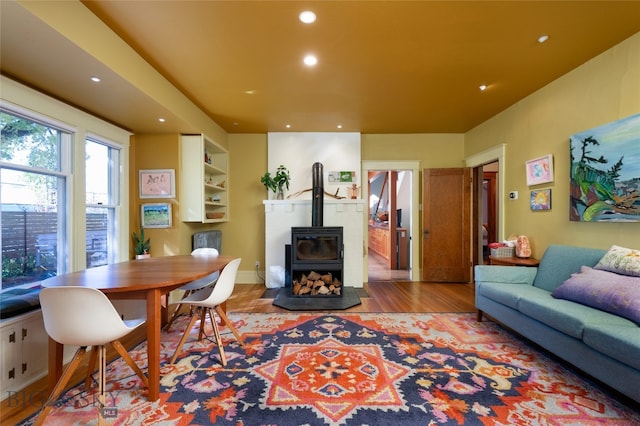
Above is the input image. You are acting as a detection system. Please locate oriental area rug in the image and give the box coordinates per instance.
[23,313,639,425]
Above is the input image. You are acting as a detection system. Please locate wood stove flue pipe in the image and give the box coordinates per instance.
[312,162,323,227]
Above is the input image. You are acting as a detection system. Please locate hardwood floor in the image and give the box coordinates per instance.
[367,252,411,282]
[0,281,475,425]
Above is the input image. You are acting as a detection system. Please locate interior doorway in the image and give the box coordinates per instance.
[368,170,411,281]
[362,161,420,282]
[466,145,505,270]
[482,163,499,263]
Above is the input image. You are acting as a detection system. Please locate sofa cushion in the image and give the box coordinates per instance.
[532,245,607,292]
[552,266,640,324]
[0,287,42,319]
[477,282,547,310]
[518,294,636,339]
[594,245,640,277]
[583,324,640,371]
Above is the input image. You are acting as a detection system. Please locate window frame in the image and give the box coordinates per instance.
[85,136,122,267]
[1,77,131,288]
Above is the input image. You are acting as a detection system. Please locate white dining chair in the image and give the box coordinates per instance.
[170,258,244,366]
[35,287,147,426]
[165,247,221,331]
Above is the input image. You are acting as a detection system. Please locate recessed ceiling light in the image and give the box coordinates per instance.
[285,124,292,129]
[90,76,101,83]
[299,11,316,24]
[537,34,549,44]
[244,90,256,95]
[337,124,343,129]
[303,54,318,67]
[479,84,487,91]
[158,118,166,123]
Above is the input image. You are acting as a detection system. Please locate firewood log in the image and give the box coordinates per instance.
[317,286,330,295]
[299,286,311,295]
[308,271,321,280]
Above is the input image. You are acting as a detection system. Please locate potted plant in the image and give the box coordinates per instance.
[261,165,291,199]
[132,227,151,259]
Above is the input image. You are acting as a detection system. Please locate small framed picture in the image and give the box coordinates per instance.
[530,189,552,210]
[139,169,175,198]
[141,203,172,228]
[525,154,554,186]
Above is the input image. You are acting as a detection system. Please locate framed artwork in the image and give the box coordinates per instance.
[525,154,554,186]
[139,169,175,198]
[530,189,551,210]
[570,113,640,222]
[327,171,357,183]
[141,203,172,228]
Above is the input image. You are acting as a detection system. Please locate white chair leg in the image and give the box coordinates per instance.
[112,340,148,387]
[215,305,245,346]
[208,308,227,366]
[34,347,87,426]
[85,345,99,390]
[98,345,107,426]
[170,310,201,364]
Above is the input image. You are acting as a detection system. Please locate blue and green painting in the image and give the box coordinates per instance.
[570,113,640,222]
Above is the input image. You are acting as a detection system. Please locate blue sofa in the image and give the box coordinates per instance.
[475,244,640,402]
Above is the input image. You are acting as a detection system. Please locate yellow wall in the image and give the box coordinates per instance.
[464,32,640,257]
[130,134,184,258]
[362,133,465,167]
[216,134,268,268]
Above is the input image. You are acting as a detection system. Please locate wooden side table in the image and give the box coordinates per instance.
[489,256,539,267]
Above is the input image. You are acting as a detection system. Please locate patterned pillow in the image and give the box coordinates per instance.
[552,266,640,324]
[594,245,640,277]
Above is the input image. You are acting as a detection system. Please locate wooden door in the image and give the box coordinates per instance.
[422,168,471,282]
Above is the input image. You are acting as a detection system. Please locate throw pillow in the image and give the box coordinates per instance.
[594,245,640,277]
[552,266,640,324]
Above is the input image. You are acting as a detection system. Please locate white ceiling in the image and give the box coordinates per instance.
[2,1,640,135]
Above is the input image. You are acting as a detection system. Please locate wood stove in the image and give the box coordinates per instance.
[290,226,343,297]
[272,161,359,310]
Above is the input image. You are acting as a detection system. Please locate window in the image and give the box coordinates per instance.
[1,78,131,296]
[85,139,120,268]
[1,110,71,290]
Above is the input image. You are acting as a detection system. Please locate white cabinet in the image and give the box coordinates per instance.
[0,311,49,398]
[180,134,229,223]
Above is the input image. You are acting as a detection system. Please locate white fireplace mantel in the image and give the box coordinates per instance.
[264,199,365,289]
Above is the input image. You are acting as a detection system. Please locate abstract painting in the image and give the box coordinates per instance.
[570,113,640,222]
[531,189,551,210]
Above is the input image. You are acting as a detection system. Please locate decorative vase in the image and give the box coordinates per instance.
[276,188,284,200]
[136,254,151,260]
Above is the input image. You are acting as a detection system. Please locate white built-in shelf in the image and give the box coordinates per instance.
[181,134,229,223]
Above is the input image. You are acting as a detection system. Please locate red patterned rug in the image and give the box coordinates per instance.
[24,313,639,425]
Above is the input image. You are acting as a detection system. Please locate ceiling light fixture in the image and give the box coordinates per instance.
[285,124,292,129]
[337,124,343,129]
[299,11,316,24]
[538,34,549,44]
[90,76,101,83]
[158,118,166,123]
[303,54,318,67]
[479,84,487,91]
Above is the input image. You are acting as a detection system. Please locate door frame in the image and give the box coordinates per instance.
[465,144,506,243]
[362,160,420,281]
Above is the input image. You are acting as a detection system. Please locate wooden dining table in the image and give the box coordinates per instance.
[41,254,234,401]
